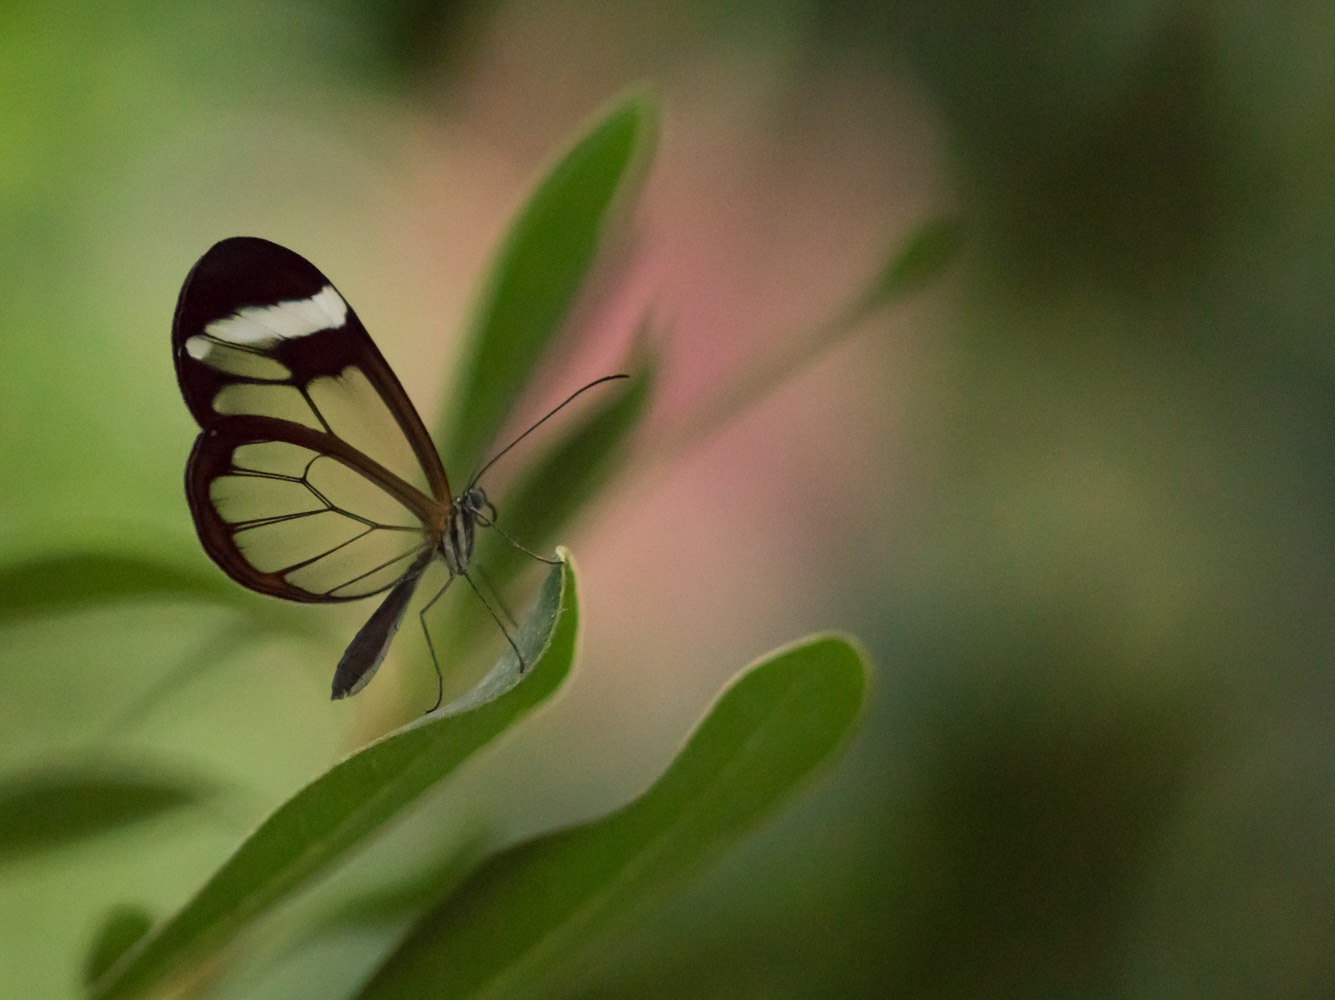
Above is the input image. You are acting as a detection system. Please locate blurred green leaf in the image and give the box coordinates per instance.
[313,831,489,932]
[481,343,656,587]
[0,769,205,864]
[660,218,961,464]
[0,551,243,625]
[354,633,868,1000]
[862,216,964,310]
[83,906,153,987]
[104,620,299,737]
[439,90,659,476]
[91,555,579,1000]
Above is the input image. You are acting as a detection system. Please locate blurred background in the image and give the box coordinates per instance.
[4,0,1335,997]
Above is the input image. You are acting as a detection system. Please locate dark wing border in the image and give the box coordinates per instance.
[187,415,445,603]
[172,236,452,503]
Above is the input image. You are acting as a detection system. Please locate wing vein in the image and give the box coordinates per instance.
[273,524,379,576]
[324,541,433,597]
[175,237,451,604]
[298,385,334,435]
[229,510,324,532]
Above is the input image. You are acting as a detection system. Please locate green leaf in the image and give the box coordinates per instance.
[862,215,964,309]
[311,830,489,931]
[0,551,242,624]
[83,906,153,986]
[91,554,580,1000]
[658,218,961,463]
[0,768,206,863]
[480,342,656,588]
[354,633,868,1000]
[439,90,659,476]
[105,620,299,735]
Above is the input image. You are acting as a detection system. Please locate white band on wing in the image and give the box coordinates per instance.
[204,284,348,347]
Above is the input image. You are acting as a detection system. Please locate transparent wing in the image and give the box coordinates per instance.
[186,416,444,602]
[173,236,451,503]
[174,237,453,603]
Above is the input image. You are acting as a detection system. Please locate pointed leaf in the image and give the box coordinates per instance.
[83,906,153,986]
[0,551,243,624]
[355,634,868,1000]
[0,768,206,863]
[439,90,658,476]
[863,216,964,309]
[92,555,579,1000]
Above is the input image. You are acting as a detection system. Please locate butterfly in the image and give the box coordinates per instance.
[173,236,623,704]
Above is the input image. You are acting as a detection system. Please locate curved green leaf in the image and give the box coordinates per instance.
[0,768,206,863]
[0,551,242,624]
[83,906,153,986]
[311,830,489,932]
[439,90,659,476]
[92,554,580,1000]
[354,633,868,1000]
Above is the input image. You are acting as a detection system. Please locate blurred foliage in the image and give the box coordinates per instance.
[83,906,153,988]
[93,560,575,1000]
[438,90,657,476]
[864,215,965,309]
[812,1,1335,996]
[0,768,207,864]
[4,0,1334,998]
[0,552,251,623]
[356,636,866,1000]
[1,54,879,999]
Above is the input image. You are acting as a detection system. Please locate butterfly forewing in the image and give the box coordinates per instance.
[175,238,452,604]
[175,237,449,498]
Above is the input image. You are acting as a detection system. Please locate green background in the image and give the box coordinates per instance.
[4,1,1335,996]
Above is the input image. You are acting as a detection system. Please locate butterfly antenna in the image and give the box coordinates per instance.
[461,569,528,672]
[467,374,629,489]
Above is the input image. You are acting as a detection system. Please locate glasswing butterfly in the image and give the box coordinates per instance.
[173,236,623,705]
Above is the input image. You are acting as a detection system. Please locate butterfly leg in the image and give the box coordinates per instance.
[461,569,528,674]
[471,562,518,628]
[418,571,456,713]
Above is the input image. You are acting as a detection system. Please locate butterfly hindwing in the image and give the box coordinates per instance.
[185,414,441,602]
[174,237,452,604]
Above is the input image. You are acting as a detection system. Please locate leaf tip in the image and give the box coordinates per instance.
[866,215,965,308]
[83,905,153,988]
[606,83,662,147]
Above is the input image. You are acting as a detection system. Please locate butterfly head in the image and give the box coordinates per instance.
[457,485,492,522]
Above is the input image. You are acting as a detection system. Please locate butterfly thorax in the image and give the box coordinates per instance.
[440,485,489,574]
